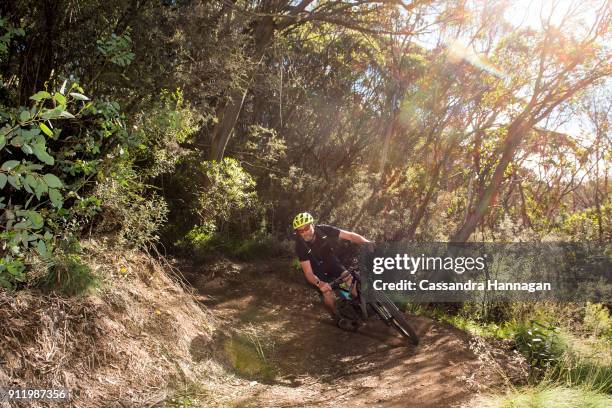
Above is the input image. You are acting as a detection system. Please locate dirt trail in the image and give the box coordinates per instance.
[189,259,511,407]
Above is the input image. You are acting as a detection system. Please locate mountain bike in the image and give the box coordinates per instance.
[329,270,419,345]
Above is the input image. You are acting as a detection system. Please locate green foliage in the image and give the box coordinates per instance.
[96,32,135,67]
[514,321,568,370]
[176,226,279,262]
[0,81,171,287]
[198,158,257,223]
[0,84,99,287]
[476,385,612,408]
[94,163,168,249]
[163,155,263,251]
[132,89,198,178]
[559,204,610,241]
[0,17,24,62]
[0,256,26,290]
[39,252,98,296]
[584,303,612,339]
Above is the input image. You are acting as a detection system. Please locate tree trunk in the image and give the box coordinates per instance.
[452,117,531,242]
[209,16,275,161]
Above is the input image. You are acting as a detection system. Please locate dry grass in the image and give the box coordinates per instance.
[0,239,236,407]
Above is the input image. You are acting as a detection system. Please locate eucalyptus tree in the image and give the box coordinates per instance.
[205,0,437,162]
[452,0,611,241]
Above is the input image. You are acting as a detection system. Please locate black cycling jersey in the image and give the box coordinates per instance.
[295,224,345,281]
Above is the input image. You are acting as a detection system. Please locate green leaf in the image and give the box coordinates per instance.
[7,175,20,189]
[0,173,6,189]
[30,91,51,102]
[21,143,33,155]
[32,145,54,165]
[30,91,51,101]
[13,220,30,230]
[23,179,33,194]
[1,160,20,171]
[59,111,75,119]
[43,173,62,188]
[39,123,53,137]
[25,174,37,188]
[0,134,5,150]
[69,92,90,101]
[10,134,24,146]
[34,177,48,200]
[27,211,44,229]
[19,110,30,123]
[48,188,63,208]
[53,92,66,106]
[37,240,47,257]
[41,107,63,120]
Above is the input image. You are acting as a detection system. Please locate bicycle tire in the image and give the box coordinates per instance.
[371,292,419,345]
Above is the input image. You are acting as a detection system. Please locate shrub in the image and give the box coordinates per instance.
[176,227,280,262]
[131,89,198,178]
[514,320,568,371]
[0,81,177,288]
[164,155,266,253]
[0,84,125,288]
[94,164,169,249]
[584,303,612,339]
[39,252,98,296]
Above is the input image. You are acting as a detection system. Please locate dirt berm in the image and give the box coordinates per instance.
[0,244,525,407]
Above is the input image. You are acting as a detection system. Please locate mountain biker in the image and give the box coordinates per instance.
[293,212,373,331]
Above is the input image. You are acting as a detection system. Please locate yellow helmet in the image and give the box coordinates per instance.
[292,212,314,230]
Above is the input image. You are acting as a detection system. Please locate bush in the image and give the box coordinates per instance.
[0,81,183,288]
[175,226,281,262]
[94,164,168,249]
[39,252,98,296]
[163,155,267,254]
[514,320,568,371]
[0,84,127,288]
[584,303,612,339]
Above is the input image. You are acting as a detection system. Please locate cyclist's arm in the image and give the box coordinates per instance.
[300,260,330,292]
[338,230,371,244]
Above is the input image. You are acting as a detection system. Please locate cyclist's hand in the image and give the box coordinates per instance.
[319,283,332,293]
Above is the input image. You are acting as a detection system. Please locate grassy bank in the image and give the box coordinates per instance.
[408,302,612,406]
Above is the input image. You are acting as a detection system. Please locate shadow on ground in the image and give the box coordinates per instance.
[186,259,503,407]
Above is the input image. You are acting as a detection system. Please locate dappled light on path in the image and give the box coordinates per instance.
[189,260,512,407]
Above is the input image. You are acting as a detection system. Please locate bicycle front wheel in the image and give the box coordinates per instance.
[371,292,419,345]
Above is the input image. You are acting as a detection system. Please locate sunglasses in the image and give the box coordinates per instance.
[296,224,311,234]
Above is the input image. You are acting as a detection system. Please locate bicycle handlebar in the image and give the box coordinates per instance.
[328,270,357,289]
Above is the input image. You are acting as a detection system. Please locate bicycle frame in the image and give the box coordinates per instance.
[329,269,419,345]
[329,270,369,321]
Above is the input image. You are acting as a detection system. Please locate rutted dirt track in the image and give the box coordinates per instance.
[189,259,515,407]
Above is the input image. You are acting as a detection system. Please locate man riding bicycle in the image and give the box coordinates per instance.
[293,212,373,331]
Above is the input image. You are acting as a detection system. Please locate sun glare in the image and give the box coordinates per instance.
[503,0,600,34]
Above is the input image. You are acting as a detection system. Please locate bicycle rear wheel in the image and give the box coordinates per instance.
[371,292,419,345]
